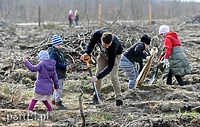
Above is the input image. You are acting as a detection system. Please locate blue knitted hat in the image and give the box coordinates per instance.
[52,35,63,46]
[37,50,49,60]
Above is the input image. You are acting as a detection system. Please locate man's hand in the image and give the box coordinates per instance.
[80,53,89,61]
[161,59,170,68]
[90,76,98,82]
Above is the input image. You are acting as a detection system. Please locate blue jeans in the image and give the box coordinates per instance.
[52,79,64,102]
[75,21,78,26]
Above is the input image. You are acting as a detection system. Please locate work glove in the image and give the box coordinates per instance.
[146,56,150,60]
[161,59,170,68]
[150,47,158,55]
[134,62,140,73]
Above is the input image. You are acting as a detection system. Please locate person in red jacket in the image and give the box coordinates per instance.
[159,25,191,86]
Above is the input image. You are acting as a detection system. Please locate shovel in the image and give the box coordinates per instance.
[149,65,159,84]
[149,51,164,85]
[81,55,101,104]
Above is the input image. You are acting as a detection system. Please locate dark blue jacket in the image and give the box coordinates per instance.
[123,42,148,72]
[48,46,68,79]
[85,29,123,79]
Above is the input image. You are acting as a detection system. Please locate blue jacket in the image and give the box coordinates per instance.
[48,46,68,79]
[123,42,148,72]
[24,59,59,95]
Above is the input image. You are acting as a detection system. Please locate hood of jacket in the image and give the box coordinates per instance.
[42,59,56,71]
[166,32,178,39]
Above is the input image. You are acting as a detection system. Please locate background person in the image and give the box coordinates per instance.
[68,10,74,27]
[80,30,123,106]
[74,10,79,26]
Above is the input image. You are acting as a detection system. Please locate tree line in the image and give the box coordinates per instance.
[0,0,199,23]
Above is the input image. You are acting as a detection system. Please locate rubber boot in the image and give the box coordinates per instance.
[91,95,99,104]
[116,100,123,106]
[55,101,67,109]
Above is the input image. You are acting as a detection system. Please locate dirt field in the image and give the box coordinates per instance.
[0,16,200,127]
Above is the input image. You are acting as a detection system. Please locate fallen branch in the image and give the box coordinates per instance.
[79,90,85,127]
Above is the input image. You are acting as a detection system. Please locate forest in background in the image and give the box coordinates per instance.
[0,0,200,24]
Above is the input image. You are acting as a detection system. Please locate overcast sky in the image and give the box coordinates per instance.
[181,0,200,1]
[184,0,200,2]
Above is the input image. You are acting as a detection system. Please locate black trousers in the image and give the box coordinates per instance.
[166,70,184,86]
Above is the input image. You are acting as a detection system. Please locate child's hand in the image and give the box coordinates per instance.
[66,65,71,70]
[23,57,27,62]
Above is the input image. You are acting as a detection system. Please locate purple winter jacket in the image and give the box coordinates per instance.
[24,59,59,95]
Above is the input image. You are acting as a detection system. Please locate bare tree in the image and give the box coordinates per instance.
[0,0,200,23]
